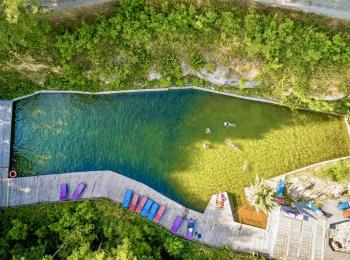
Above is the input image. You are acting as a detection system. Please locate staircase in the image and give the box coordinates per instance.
[273,214,326,260]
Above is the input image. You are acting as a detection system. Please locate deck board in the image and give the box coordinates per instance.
[0,101,12,177]
[0,170,273,256]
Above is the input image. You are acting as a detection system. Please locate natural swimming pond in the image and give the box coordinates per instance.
[10,89,350,211]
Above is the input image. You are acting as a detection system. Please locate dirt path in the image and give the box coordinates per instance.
[41,0,350,20]
[255,0,350,20]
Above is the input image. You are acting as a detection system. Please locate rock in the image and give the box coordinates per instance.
[330,184,346,197]
[195,66,239,86]
[148,69,162,81]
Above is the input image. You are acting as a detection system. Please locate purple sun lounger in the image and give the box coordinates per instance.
[171,216,184,234]
[71,183,86,201]
[59,183,68,201]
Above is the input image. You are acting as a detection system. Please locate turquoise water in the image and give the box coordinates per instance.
[12,90,206,208]
[11,89,349,211]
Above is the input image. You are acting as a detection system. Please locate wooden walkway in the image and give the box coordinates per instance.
[0,171,275,257]
[0,101,12,178]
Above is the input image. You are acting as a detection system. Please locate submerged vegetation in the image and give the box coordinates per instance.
[11,90,350,228]
[0,200,258,259]
[0,0,350,114]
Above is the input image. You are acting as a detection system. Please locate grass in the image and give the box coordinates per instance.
[317,159,350,183]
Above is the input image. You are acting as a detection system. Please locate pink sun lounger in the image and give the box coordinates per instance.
[153,205,166,224]
[130,193,140,212]
[135,196,148,214]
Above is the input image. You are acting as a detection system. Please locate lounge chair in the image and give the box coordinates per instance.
[153,205,166,223]
[71,183,86,201]
[129,193,140,212]
[122,189,133,208]
[306,201,326,218]
[186,218,196,240]
[215,193,224,209]
[282,206,303,220]
[147,203,159,221]
[141,199,154,217]
[135,197,148,214]
[343,210,350,218]
[171,216,184,234]
[277,198,286,205]
[59,183,68,201]
[337,201,350,210]
[276,178,285,197]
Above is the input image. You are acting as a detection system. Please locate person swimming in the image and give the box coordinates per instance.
[224,121,236,127]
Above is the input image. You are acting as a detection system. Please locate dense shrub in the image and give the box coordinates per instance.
[1,0,350,114]
[0,200,258,259]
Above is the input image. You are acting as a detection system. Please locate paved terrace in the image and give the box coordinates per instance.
[0,171,277,257]
[0,101,12,179]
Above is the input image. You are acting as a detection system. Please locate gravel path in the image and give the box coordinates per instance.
[40,0,350,20]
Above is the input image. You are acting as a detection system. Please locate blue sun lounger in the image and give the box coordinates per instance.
[306,201,326,218]
[147,202,159,221]
[122,189,133,208]
[306,201,319,213]
[337,201,350,210]
[71,183,86,201]
[276,178,285,197]
[141,199,154,217]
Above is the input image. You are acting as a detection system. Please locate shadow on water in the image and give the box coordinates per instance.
[10,89,348,212]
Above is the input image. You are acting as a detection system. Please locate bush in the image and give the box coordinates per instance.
[189,52,206,71]
[319,160,350,183]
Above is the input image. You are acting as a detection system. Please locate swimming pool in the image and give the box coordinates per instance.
[10,89,350,211]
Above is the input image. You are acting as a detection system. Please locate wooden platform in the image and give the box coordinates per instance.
[0,170,274,256]
[0,101,12,178]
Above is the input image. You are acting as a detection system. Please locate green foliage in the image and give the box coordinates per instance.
[248,176,274,214]
[0,0,50,61]
[0,200,257,259]
[160,53,182,79]
[319,160,350,183]
[7,219,28,241]
[189,52,207,71]
[1,0,350,114]
[164,236,184,257]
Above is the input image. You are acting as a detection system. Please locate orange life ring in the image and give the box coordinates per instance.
[9,170,17,178]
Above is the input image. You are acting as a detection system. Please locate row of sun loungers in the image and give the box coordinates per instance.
[171,215,196,240]
[122,189,196,240]
[122,189,166,224]
[59,183,86,201]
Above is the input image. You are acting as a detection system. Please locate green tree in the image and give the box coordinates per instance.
[248,175,274,214]
[7,219,28,241]
[164,236,184,257]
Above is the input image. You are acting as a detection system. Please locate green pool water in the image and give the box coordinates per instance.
[11,89,350,211]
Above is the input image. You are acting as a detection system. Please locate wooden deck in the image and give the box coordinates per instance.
[0,101,12,178]
[0,170,274,256]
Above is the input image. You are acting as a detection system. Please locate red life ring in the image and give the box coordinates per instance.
[9,170,17,178]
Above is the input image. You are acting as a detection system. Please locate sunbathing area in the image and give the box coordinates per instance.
[0,170,275,256]
[9,88,350,228]
[0,87,350,259]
